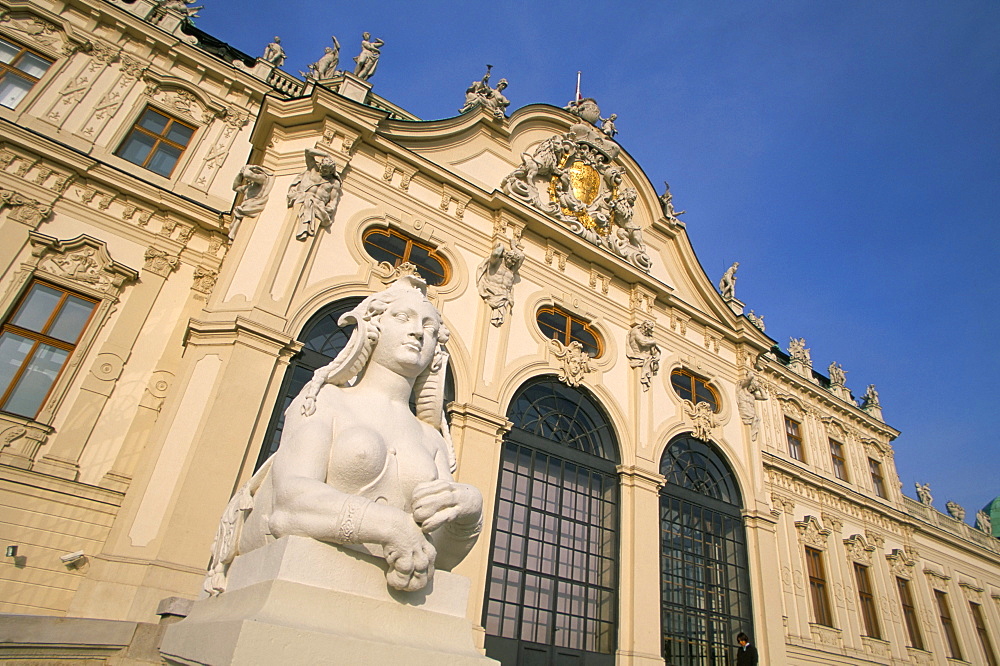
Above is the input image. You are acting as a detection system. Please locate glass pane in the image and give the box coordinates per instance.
[147,144,182,177]
[0,39,18,64]
[117,131,156,166]
[0,332,34,397]
[15,52,50,78]
[0,74,32,109]
[11,283,62,332]
[138,109,169,135]
[48,296,96,343]
[2,343,68,417]
[165,121,194,146]
[364,231,407,257]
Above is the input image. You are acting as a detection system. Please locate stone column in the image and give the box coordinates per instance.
[743,507,786,664]
[615,464,666,666]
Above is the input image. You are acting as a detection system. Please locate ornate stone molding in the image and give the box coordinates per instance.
[843,534,875,565]
[808,623,842,649]
[191,266,218,296]
[795,515,832,549]
[549,338,592,387]
[959,581,984,601]
[923,567,951,592]
[683,399,717,442]
[0,416,52,469]
[143,247,180,277]
[0,189,52,228]
[29,232,138,295]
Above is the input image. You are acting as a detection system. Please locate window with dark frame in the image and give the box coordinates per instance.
[829,439,848,481]
[535,306,602,358]
[854,563,881,639]
[896,577,924,650]
[935,589,963,660]
[971,601,999,666]
[805,547,834,627]
[669,369,719,413]
[785,416,804,462]
[361,228,449,286]
[115,107,195,177]
[0,280,97,419]
[869,458,887,499]
[0,36,53,109]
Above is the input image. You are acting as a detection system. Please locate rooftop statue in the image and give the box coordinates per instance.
[828,361,847,387]
[788,337,811,366]
[946,501,965,521]
[458,65,510,120]
[746,310,765,331]
[154,0,201,17]
[287,147,343,241]
[262,36,286,67]
[601,113,618,139]
[915,482,933,506]
[659,181,686,220]
[204,273,484,595]
[976,509,992,534]
[307,37,341,81]
[353,32,384,81]
[719,261,739,301]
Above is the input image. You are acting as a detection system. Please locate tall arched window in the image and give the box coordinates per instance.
[255,297,453,469]
[484,376,619,666]
[659,436,753,665]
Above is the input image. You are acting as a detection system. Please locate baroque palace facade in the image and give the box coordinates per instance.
[0,0,998,664]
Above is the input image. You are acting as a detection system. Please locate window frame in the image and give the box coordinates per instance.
[805,546,834,627]
[0,35,54,110]
[669,368,720,413]
[935,589,963,660]
[829,439,848,481]
[115,106,197,178]
[970,601,999,666]
[896,577,924,650]
[1,279,98,420]
[853,563,881,639]
[785,416,805,462]
[361,227,450,286]
[534,305,603,358]
[868,458,887,499]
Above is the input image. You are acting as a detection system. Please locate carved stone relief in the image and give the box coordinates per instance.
[143,247,180,277]
[550,339,592,387]
[30,232,138,295]
[626,320,660,391]
[683,400,717,442]
[228,165,274,239]
[843,534,875,565]
[0,190,52,228]
[476,239,523,327]
[795,516,831,549]
[737,369,767,441]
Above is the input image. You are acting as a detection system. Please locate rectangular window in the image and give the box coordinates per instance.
[935,589,962,660]
[785,416,804,462]
[854,563,881,638]
[896,577,924,650]
[868,458,886,498]
[0,36,52,109]
[971,602,998,666]
[115,107,195,177]
[829,439,848,481]
[805,547,833,627]
[1,281,97,418]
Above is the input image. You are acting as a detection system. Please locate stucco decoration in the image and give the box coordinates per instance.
[718,262,738,301]
[737,369,768,441]
[287,147,343,241]
[30,233,137,295]
[501,119,652,272]
[261,36,285,66]
[306,36,340,81]
[352,32,383,81]
[229,164,274,239]
[915,482,933,506]
[795,516,832,549]
[550,339,592,387]
[476,239,524,327]
[886,548,916,579]
[458,65,510,120]
[684,400,717,442]
[626,320,660,391]
[204,275,483,595]
[975,510,992,534]
[945,501,965,521]
[844,534,875,565]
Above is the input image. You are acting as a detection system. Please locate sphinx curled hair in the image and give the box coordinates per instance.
[295,274,452,433]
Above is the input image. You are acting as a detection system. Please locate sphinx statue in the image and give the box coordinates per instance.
[205,272,483,595]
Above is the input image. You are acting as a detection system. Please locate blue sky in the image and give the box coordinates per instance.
[196,1,1000,519]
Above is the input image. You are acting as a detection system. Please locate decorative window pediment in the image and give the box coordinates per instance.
[886,548,916,579]
[796,515,832,549]
[28,232,138,296]
[844,534,875,565]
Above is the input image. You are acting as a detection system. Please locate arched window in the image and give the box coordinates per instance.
[255,297,453,469]
[484,376,619,666]
[659,436,753,665]
[670,368,719,412]
[535,306,602,358]
[362,228,449,286]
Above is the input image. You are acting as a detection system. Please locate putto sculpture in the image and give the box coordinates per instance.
[976,509,992,534]
[229,164,273,240]
[459,65,510,120]
[626,320,660,391]
[476,239,524,327]
[353,32,384,81]
[262,36,286,67]
[746,310,765,331]
[287,147,343,240]
[204,273,484,595]
[306,36,341,81]
[501,106,652,271]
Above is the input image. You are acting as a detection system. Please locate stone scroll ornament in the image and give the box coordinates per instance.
[228,165,273,240]
[501,99,652,272]
[204,273,484,595]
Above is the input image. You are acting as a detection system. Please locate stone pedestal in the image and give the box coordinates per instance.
[160,536,497,665]
[337,73,373,104]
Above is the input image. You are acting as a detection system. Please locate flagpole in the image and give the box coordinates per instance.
[575,71,582,101]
